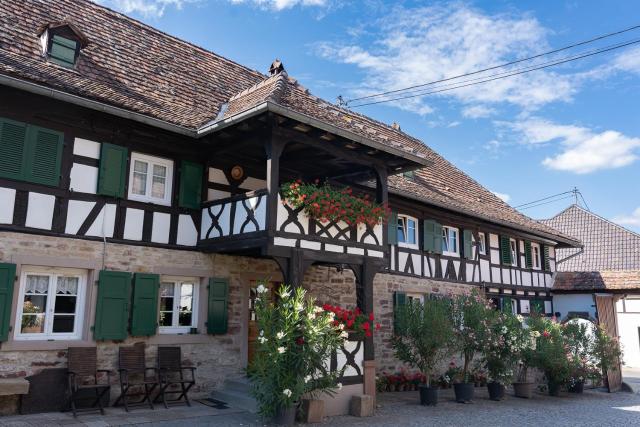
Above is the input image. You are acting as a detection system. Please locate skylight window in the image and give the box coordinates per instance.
[49,35,78,68]
[38,22,87,69]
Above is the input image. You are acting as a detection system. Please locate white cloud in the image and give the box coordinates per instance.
[613,207,640,227]
[462,105,496,119]
[492,191,511,203]
[447,121,461,128]
[507,118,640,174]
[229,0,328,10]
[317,4,577,115]
[612,46,640,75]
[96,0,195,17]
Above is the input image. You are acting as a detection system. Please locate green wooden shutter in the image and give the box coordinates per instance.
[0,263,16,342]
[25,125,64,186]
[542,245,551,271]
[499,235,512,265]
[207,278,229,334]
[97,143,128,197]
[524,241,533,269]
[130,273,160,336]
[501,296,513,313]
[178,160,204,209]
[94,270,132,341]
[387,211,398,245]
[0,118,28,181]
[423,220,442,254]
[50,35,77,67]
[393,291,406,334]
[463,229,473,260]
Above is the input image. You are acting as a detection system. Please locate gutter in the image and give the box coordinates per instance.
[1,76,431,168]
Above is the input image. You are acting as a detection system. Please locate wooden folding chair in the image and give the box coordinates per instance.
[66,347,111,417]
[114,343,159,411]
[154,347,196,408]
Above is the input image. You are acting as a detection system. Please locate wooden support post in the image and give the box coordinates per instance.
[265,133,286,237]
[355,258,380,404]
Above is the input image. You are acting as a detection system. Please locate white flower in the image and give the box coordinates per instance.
[283,389,292,397]
[256,284,267,294]
[516,315,524,323]
[281,289,291,298]
[304,375,312,383]
[336,382,342,390]
[340,331,349,338]
[258,336,268,344]
[531,330,541,338]
[338,323,345,330]
[314,306,324,314]
[294,302,304,312]
[276,331,285,340]
[277,347,286,354]
[307,312,316,320]
[259,330,264,336]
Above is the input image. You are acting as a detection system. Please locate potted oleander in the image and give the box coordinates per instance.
[248,285,346,425]
[591,323,624,390]
[563,319,594,394]
[528,316,571,396]
[392,295,453,406]
[450,290,495,403]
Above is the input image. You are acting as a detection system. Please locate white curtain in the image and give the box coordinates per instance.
[25,275,49,294]
[56,276,78,295]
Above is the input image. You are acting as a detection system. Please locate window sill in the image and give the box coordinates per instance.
[442,251,460,257]
[397,243,419,250]
[1,339,95,352]
[127,194,172,207]
[146,334,213,345]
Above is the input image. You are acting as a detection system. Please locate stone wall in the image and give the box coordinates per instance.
[0,231,281,412]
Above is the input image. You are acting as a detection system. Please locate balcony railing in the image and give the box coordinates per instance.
[275,195,385,258]
[200,189,267,241]
[325,335,364,385]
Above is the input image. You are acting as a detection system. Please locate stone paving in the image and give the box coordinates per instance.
[3,387,640,426]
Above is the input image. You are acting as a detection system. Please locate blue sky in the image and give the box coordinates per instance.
[98,0,640,231]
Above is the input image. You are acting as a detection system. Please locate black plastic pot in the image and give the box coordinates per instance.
[487,381,506,401]
[568,381,584,394]
[454,382,474,403]
[548,381,561,397]
[274,405,297,426]
[419,384,439,406]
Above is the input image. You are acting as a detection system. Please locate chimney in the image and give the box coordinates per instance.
[391,122,401,131]
[269,59,285,76]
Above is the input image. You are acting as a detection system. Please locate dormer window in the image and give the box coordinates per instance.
[38,22,88,69]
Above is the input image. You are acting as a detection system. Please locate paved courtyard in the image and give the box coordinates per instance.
[2,385,640,426]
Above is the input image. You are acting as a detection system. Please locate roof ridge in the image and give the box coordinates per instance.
[570,204,640,240]
[539,203,578,222]
[75,0,266,81]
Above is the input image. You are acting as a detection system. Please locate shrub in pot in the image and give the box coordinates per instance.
[591,323,624,389]
[450,290,495,403]
[483,312,531,401]
[507,315,538,398]
[528,316,571,396]
[392,296,454,406]
[248,285,346,425]
[564,319,596,394]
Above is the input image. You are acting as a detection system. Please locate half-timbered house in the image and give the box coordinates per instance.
[0,0,579,415]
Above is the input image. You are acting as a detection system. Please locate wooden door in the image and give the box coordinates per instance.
[247,281,276,367]
[595,294,623,392]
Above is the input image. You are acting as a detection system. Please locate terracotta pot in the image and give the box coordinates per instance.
[454,383,474,403]
[513,382,533,399]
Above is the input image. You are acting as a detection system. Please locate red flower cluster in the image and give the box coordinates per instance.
[322,303,381,338]
[281,180,390,227]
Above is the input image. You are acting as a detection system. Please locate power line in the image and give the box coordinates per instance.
[514,190,575,209]
[517,195,575,210]
[344,23,640,105]
[349,38,640,108]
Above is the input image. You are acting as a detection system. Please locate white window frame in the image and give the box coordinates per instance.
[406,293,425,305]
[509,238,518,267]
[14,267,87,341]
[397,214,419,249]
[531,242,541,270]
[477,232,487,255]
[158,277,199,334]
[520,299,530,314]
[442,226,459,256]
[510,299,518,315]
[128,152,174,206]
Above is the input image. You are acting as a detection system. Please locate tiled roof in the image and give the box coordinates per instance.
[386,152,580,246]
[553,270,640,292]
[0,0,427,161]
[541,205,640,270]
[0,0,578,245]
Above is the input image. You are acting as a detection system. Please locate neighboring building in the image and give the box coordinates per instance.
[0,0,578,414]
[543,204,640,368]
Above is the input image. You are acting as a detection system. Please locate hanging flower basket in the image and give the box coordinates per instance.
[321,304,381,339]
[281,180,390,227]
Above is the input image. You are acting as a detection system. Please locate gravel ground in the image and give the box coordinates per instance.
[325,387,640,427]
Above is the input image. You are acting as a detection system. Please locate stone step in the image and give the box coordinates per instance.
[211,388,258,413]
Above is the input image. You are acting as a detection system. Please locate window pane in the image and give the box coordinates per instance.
[160,283,174,297]
[160,296,173,312]
[450,230,457,253]
[21,314,45,334]
[151,175,166,198]
[52,315,75,333]
[159,311,173,327]
[56,276,78,295]
[397,218,406,243]
[132,160,148,195]
[178,283,194,327]
[407,219,416,244]
[178,311,192,327]
[442,228,449,252]
[153,164,166,178]
[54,295,77,314]
[25,275,49,294]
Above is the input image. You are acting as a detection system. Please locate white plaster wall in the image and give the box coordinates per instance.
[69,163,98,194]
[151,212,171,244]
[73,138,100,158]
[617,311,640,367]
[177,214,198,246]
[85,203,116,238]
[65,200,95,234]
[25,193,55,230]
[123,208,144,241]
[0,187,16,224]
[553,294,596,320]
